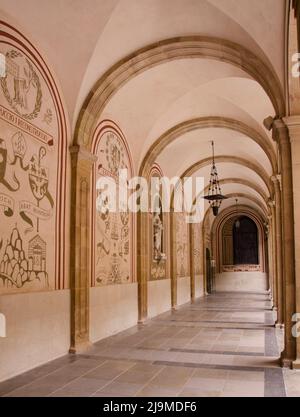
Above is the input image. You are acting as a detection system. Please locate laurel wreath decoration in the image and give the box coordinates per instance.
[0,50,42,120]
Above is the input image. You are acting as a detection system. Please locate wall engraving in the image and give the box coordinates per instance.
[149,167,167,281]
[93,127,133,286]
[176,212,189,278]
[0,38,66,293]
[193,223,203,275]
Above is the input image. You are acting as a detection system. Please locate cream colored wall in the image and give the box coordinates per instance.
[215,272,268,293]
[90,283,138,343]
[148,279,171,318]
[0,290,70,382]
[195,275,204,299]
[177,277,191,306]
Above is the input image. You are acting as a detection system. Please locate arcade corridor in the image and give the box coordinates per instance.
[0,291,295,397]
[2,0,300,398]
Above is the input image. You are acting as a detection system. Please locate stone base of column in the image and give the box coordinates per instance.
[272,306,278,311]
[275,322,284,329]
[172,306,178,312]
[292,360,300,370]
[280,352,294,369]
[69,340,93,354]
[138,317,149,325]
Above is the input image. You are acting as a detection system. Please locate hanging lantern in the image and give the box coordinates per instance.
[203,141,228,216]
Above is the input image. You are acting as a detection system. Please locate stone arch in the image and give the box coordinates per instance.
[74,36,285,149]
[72,35,284,330]
[145,157,272,320]
[216,178,269,204]
[191,178,270,216]
[211,205,267,276]
[181,156,273,196]
[213,192,268,217]
[139,117,277,177]
[169,156,273,215]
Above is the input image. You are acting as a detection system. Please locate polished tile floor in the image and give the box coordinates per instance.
[0,291,293,397]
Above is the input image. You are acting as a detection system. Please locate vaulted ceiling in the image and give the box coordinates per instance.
[0,0,287,222]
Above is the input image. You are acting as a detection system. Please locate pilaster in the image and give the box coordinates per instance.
[69,145,97,353]
[282,116,300,368]
[272,119,296,368]
[270,176,284,326]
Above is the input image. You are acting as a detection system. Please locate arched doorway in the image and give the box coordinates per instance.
[206,248,213,294]
[233,216,259,265]
[211,206,268,293]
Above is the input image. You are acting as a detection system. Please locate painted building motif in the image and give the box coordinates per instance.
[0,41,66,293]
[93,127,133,286]
[176,212,189,278]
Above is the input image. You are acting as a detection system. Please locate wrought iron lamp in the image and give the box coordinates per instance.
[203,141,228,216]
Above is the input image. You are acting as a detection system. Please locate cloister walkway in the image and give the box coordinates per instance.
[0,291,292,397]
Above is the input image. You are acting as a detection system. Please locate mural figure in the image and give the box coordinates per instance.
[0,138,20,192]
[153,211,164,261]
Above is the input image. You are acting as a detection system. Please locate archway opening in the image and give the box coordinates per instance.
[206,248,213,294]
[233,216,259,265]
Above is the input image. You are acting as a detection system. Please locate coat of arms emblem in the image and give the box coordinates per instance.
[0,50,42,120]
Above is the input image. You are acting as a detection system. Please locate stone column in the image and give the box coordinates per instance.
[170,209,177,309]
[272,119,296,368]
[137,211,149,323]
[267,209,276,306]
[202,223,209,295]
[69,145,97,353]
[283,116,300,368]
[271,203,278,307]
[189,223,195,303]
[271,175,284,326]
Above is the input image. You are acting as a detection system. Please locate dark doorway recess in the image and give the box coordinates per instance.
[233,216,259,265]
[206,248,213,294]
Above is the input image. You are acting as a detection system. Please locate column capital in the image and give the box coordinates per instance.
[283,116,300,142]
[272,118,290,145]
[69,145,97,168]
[267,198,276,209]
[271,174,282,190]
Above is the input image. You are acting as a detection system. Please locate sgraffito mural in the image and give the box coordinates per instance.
[193,223,203,275]
[92,122,133,286]
[176,212,189,278]
[0,25,67,293]
[149,166,167,281]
